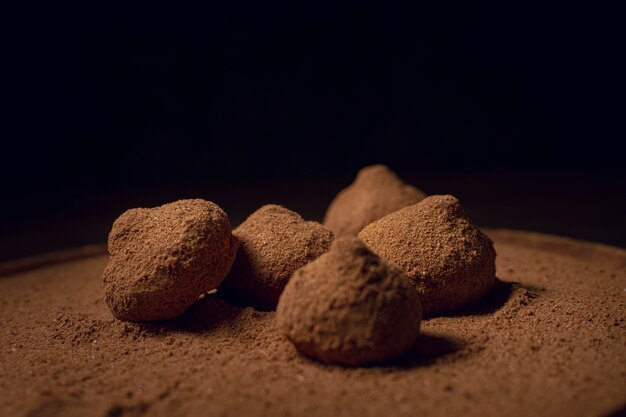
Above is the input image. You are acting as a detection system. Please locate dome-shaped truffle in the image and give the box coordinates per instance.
[276,236,422,366]
[103,199,238,321]
[219,205,334,310]
[323,164,427,236]
[358,195,496,316]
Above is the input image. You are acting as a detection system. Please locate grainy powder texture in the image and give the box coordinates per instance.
[277,236,422,366]
[219,205,334,310]
[323,164,427,236]
[0,230,625,417]
[359,195,496,316]
[103,199,238,321]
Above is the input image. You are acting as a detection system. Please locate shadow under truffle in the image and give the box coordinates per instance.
[442,278,545,317]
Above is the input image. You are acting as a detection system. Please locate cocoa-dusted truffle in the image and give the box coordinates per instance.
[323,164,427,236]
[219,205,334,310]
[277,236,422,366]
[358,195,496,317]
[103,199,238,321]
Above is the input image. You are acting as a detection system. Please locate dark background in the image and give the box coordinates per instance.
[2,5,624,261]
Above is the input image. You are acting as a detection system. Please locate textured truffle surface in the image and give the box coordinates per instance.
[103,199,238,321]
[277,236,422,366]
[323,164,427,236]
[358,195,496,316]
[219,205,334,310]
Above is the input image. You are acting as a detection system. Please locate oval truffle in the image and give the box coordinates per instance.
[323,164,427,236]
[103,199,238,321]
[277,236,422,366]
[219,205,334,310]
[358,195,496,316]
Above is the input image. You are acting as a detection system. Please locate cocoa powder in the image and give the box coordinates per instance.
[1,230,625,416]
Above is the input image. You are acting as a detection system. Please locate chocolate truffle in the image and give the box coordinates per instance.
[277,236,422,366]
[103,199,238,321]
[323,164,427,236]
[219,205,334,310]
[358,195,496,317]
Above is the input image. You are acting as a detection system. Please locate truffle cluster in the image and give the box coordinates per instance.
[277,236,422,366]
[219,205,334,310]
[103,199,238,321]
[102,165,497,366]
[323,164,427,236]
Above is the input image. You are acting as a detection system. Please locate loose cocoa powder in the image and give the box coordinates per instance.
[0,167,623,417]
[1,230,625,417]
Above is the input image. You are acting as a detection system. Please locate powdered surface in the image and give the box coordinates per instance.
[1,229,625,417]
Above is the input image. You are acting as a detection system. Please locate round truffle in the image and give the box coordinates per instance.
[219,205,334,310]
[323,164,427,236]
[277,236,422,366]
[358,195,496,317]
[103,199,238,321]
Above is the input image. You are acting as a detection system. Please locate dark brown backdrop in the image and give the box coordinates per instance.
[2,5,624,260]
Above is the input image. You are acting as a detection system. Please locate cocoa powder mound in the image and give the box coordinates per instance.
[219,205,334,310]
[277,236,422,366]
[358,195,496,316]
[103,199,238,321]
[323,164,427,236]
[1,229,625,417]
